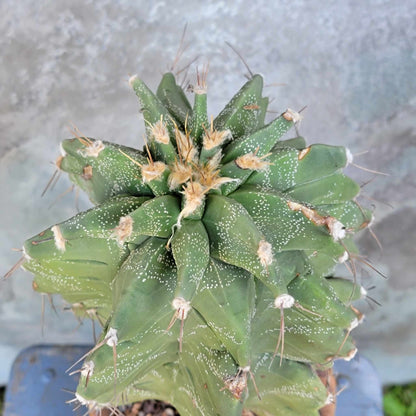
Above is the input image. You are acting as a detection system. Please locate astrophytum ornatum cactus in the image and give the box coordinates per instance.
[20,69,373,416]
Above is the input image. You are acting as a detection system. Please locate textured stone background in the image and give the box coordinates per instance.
[1,0,415,385]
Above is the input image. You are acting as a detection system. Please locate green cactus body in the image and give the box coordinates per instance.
[20,69,372,416]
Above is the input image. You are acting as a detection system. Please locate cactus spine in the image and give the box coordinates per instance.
[19,64,373,416]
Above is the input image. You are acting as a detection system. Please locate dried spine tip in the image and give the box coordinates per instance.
[79,140,105,158]
[257,240,273,267]
[243,104,260,110]
[150,117,170,145]
[113,216,133,244]
[283,108,303,123]
[105,327,118,347]
[51,225,66,252]
[274,294,295,309]
[344,347,358,361]
[82,165,93,180]
[351,305,365,324]
[298,147,311,160]
[194,64,208,94]
[235,152,271,171]
[141,161,166,182]
[287,201,346,241]
[172,297,191,319]
[56,155,63,170]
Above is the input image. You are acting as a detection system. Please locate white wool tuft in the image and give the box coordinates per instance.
[141,161,166,182]
[345,148,354,165]
[128,74,138,87]
[80,140,105,158]
[59,142,67,157]
[113,215,133,245]
[329,219,346,241]
[172,297,192,319]
[105,327,118,347]
[338,251,349,263]
[51,225,66,252]
[344,347,358,361]
[22,246,32,261]
[274,294,295,309]
[349,318,360,330]
[368,214,376,228]
[283,108,303,123]
[235,153,270,171]
[150,118,170,145]
[81,361,95,377]
[257,240,273,267]
[75,393,96,407]
[324,393,334,405]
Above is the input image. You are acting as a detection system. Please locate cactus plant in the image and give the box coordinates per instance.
[18,66,373,416]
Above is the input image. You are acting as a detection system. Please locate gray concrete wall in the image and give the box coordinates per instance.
[1,0,415,385]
